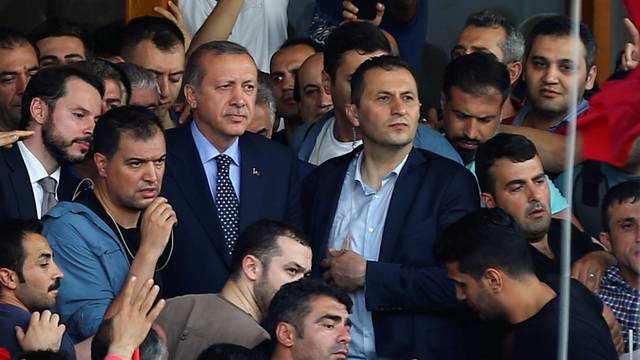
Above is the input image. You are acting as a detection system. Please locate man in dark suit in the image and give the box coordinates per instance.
[161,41,300,297]
[0,65,103,220]
[302,56,479,359]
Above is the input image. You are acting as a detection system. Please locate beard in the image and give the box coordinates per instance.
[253,272,276,315]
[447,136,479,165]
[42,115,92,164]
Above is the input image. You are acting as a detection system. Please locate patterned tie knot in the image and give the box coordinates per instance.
[215,154,232,171]
[39,176,57,193]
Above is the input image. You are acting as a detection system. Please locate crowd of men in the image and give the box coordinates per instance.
[0,0,638,359]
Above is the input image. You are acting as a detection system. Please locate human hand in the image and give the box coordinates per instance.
[621,18,639,71]
[321,248,366,292]
[342,1,385,27]
[108,277,165,359]
[140,197,177,257]
[0,130,34,148]
[154,1,192,50]
[15,310,65,352]
[602,304,624,355]
[571,251,616,292]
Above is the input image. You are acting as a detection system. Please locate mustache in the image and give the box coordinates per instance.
[329,344,348,354]
[450,136,480,146]
[48,278,61,292]
[223,109,249,117]
[525,201,547,215]
[73,135,93,144]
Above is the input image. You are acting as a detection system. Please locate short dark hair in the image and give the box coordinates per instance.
[475,133,538,195]
[91,318,166,360]
[93,106,164,159]
[323,22,390,80]
[264,278,352,339]
[92,21,125,59]
[197,344,257,360]
[0,219,43,285]
[184,41,254,90]
[0,26,35,51]
[434,208,534,280]
[601,180,640,232]
[525,15,597,69]
[30,18,91,58]
[277,37,323,53]
[229,220,309,279]
[76,59,131,103]
[120,16,184,59]
[443,52,511,104]
[350,55,416,106]
[464,9,524,64]
[20,65,105,129]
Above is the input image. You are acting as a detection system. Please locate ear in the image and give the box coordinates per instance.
[321,70,332,96]
[184,84,198,109]
[275,322,296,348]
[0,268,19,290]
[29,97,49,126]
[94,152,108,178]
[585,65,597,91]
[481,192,496,208]
[345,103,360,128]
[439,91,446,112]
[506,61,523,85]
[483,268,503,293]
[598,232,612,252]
[241,254,261,282]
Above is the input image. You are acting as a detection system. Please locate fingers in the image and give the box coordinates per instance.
[167,1,184,21]
[342,1,358,21]
[15,326,26,343]
[372,2,385,26]
[0,130,34,147]
[147,298,166,323]
[153,6,176,22]
[122,276,137,306]
[624,18,640,48]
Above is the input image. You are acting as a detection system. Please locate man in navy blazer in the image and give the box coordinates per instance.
[302,56,479,359]
[0,66,103,220]
[161,41,301,298]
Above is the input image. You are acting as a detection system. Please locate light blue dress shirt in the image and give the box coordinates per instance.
[191,122,241,199]
[328,152,408,359]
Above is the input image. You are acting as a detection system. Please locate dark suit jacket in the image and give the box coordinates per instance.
[160,126,301,297]
[0,145,78,220]
[302,147,479,359]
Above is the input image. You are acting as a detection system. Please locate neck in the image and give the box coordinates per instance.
[524,108,566,130]
[160,111,175,130]
[94,181,140,228]
[22,134,59,174]
[360,143,411,190]
[73,158,98,182]
[505,275,556,324]
[529,234,554,259]
[220,279,262,322]
[333,111,360,142]
[194,119,236,153]
[270,347,293,360]
[0,294,29,312]
[619,265,640,290]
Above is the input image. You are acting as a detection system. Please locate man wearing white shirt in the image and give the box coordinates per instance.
[0,65,103,219]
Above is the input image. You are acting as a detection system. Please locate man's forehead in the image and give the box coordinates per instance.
[492,157,543,181]
[22,232,52,257]
[130,40,185,71]
[363,67,417,90]
[529,35,586,61]
[272,44,315,64]
[0,44,38,69]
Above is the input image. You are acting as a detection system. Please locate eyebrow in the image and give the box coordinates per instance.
[64,54,85,60]
[315,314,344,324]
[126,155,167,162]
[39,55,61,62]
[38,253,52,261]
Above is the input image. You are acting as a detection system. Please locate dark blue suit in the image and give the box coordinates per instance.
[160,126,301,297]
[0,145,78,220]
[302,147,479,359]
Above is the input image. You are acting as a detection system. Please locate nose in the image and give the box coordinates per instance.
[319,89,333,109]
[542,65,559,84]
[143,162,159,183]
[463,119,479,139]
[338,325,352,344]
[283,72,295,90]
[157,75,170,99]
[390,95,407,116]
[526,182,544,202]
[230,85,247,108]
[51,260,64,280]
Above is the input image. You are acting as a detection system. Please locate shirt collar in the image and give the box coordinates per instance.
[191,121,240,166]
[513,99,590,130]
[353,151,409,191]
[17,141,61,185]
[602,265,640,293]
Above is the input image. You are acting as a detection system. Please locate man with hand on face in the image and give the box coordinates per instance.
[161,41,301,298]
[0,66,103,220]
[42,106,175,342]
[264,278,352,360]
[120,17,185,129]
[0,219,75,360]
[0,27,39,133]
[157,220,312,360]
[302,55,479,359]
[435,208,619,360]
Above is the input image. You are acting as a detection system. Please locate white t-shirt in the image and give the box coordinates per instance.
[308,117,362,165]
[181,0,288,72]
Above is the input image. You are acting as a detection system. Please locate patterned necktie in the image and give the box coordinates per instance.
[38,176,58,216]
[214,154,240,255]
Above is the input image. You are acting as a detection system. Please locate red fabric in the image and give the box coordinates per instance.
[577,0,640,167]
[0,348,10,360]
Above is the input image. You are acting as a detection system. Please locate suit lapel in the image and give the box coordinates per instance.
[238,134,265,230]
[378,148,428,262]
[168,127,231,266]
[4,146,37,218]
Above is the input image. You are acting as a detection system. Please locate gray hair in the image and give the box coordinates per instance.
[465,9,525,64]
[257,71,275,123]
[184,40,255,90]
[116,62,160,93]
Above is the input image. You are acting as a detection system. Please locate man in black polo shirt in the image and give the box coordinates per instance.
[42,106,175,342]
